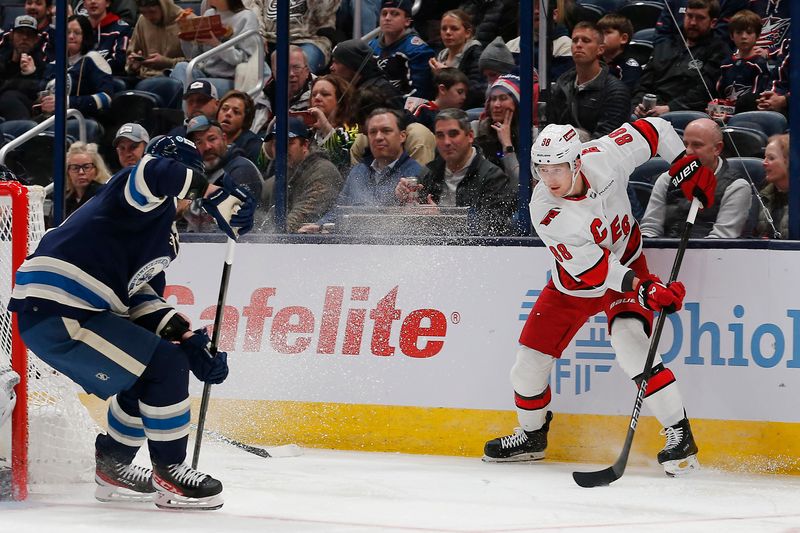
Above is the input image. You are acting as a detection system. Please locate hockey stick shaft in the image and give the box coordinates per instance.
[192,238,236,469]
[573,198,700,487]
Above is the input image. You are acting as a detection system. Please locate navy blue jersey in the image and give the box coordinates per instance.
[9,155,196,330]
[750,0,790,60]
[716,53,770,103]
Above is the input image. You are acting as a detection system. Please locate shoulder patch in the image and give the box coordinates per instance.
[625,57,640,67]
[581,146,601,155]
[410,36,424,46]
[539,208,562,226]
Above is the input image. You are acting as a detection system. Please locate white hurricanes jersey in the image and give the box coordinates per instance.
[531,118,686,298]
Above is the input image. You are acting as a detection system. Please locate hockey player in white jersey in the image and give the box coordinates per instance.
[483,118,717,476]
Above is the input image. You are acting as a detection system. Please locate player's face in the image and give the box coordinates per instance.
[310,79,338,118]
[536,163,574,196]
[379,8,410,38]
[191,126,227,170]
[67,153,96,191]
[434,119,474,165]
[571,27,604,65]
[762,141,788,189]
[287,49,309,96]
[367,113,407,162]
[732,29,757,52]
[440,15,470,50]
[25,0,47,22]
[683,7,715,41]
[185,94,217,119]
[66,20,83,56]
[218,98,246,138]
[115,138,145,168]
[438,82,467,109]
[489,91,516,123]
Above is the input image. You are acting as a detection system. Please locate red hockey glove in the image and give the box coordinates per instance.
[668,154,717,208]
[637,279,686,313]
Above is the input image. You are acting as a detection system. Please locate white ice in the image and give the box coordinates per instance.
[3,440,800,532]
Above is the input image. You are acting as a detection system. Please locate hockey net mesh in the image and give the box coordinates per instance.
[0,184,99,486]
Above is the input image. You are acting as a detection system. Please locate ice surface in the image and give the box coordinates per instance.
[3,440,800,532]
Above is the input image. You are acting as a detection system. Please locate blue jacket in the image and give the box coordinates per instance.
[44,52,114,117]
[319,151,421,223]
[369,30,435,100]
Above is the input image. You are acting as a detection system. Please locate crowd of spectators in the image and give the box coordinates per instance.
[0,0,792,239]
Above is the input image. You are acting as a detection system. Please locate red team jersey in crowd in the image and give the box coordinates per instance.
[530,118,686,299]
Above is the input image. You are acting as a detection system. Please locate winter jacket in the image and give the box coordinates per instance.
[460,0,519,46]
[632,31,728,112]
[754,183,788,239]
[369,29,435,99]
[92,12,132,75]
[44,52,114,118]
[550,64,631,139]
[354,56,406,110]
[231,129,264,167]
[419,149,515,236]
[655,0,746,47]
[261,0,340,66]
[180,8,259,79]
[127,0,187,78]
[436,39,486,109]
[606,51,643,92]
[0,36,47,98]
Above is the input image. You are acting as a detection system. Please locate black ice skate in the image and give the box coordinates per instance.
[658,417,700,476]
[152,462,223,510]
[95,451,156,503]
[483,411,553,462]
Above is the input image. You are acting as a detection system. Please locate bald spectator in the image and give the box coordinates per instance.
[640,118,752,238]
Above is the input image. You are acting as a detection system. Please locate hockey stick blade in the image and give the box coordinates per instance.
[572,465,621,488]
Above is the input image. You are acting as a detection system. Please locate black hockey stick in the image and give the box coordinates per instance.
[572,197,701,488]
[192,237,236,469]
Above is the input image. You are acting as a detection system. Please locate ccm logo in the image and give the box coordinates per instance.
[671,159,699,187]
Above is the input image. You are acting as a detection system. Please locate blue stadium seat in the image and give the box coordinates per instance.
[726,157,765,190]
[109,90,161,134]
[582,0,628,13]
[659,110,709,131]
[619,1,663,33]
[721,126,767,158]
[574,2,606,23]
[630,156,669,185]
[631,27,656,44]
[727,111,788,138]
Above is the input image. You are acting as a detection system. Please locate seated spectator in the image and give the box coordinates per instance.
[113,122,149,168]
[167,79,219,136]
[597,14,642,92]
[369,0,435,99]
[25,0,56,62]
[395,108,514,236]
[171,0,259,96]
[73,0,139,26]
[261,117,344,232]
[261,0,338,74]
[478,36,516,89]
[460,0,519,47]
[299,108,424,232]
[84,0,132,76]
[753,133,789,238]
[183,115,263,232]
[306,74,358,173]
[743,0,789,62]
[257,45,314,131]
[549,22,631,139]
[640,118,751,238]
[0,16,47,122]
[756,39,789,117]
[126,0,189,109]
[406,67,469,131]
[62,141,111,220]
[633,0,729,118]
[506,0,575,78]
[655,0,747,46]
[348,85,436,167]
[217,90,262,165]
[475,74,522,187]
[40,15,114,120]
[714,9,770,116]
[330,39,405,110]
[429,10,486,109]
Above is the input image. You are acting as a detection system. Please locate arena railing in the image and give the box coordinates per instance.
[185,29,264,99]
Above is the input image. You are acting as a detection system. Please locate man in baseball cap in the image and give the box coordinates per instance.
[113,123,150,168]
[168,80,220,136]
[0,15,46,121]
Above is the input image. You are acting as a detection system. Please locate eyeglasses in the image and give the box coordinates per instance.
[289,64,308,73]
[67,163,96,173]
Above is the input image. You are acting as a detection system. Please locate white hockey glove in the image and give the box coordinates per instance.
[0,367,20,429]
[201,175,256,240]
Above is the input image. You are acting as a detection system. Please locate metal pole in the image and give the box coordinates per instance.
[517,0,534,235]
[353,0,362,39]
[789,3,798,239]
[274,0,289,232]
[52,0,67,226]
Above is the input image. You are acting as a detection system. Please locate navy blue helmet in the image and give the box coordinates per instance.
[145,135,205,176]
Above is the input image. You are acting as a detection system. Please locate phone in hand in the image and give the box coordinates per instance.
[288,110,316,127]
[130,54,146,61]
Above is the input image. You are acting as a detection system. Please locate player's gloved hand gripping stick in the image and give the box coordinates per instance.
[572,197,702,488]
[201,174,256,241]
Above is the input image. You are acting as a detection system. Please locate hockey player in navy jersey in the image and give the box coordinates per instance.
[483,119,716,476]
[7,135,255,510]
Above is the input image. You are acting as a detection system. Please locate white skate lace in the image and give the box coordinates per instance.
[168,463,208,487]
[118,463,152,484]
[660,426,684,451]
[499,428,529,449]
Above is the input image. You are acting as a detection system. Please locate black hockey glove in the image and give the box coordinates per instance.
[180,329,229,385]
[201,175,256,240]
[159,312,191,342]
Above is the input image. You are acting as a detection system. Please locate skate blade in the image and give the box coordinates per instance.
[154,490,224,511]
[95,479,156,503]
[662,454,700,477]
[482,451,545,463]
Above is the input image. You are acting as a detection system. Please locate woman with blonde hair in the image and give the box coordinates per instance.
[755,133,789,239]
[428,9,486,108]
[64,142,111,218]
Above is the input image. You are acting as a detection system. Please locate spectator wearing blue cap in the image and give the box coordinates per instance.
[261,117,344,233]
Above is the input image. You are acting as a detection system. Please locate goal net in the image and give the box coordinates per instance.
[0,181,99,500]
